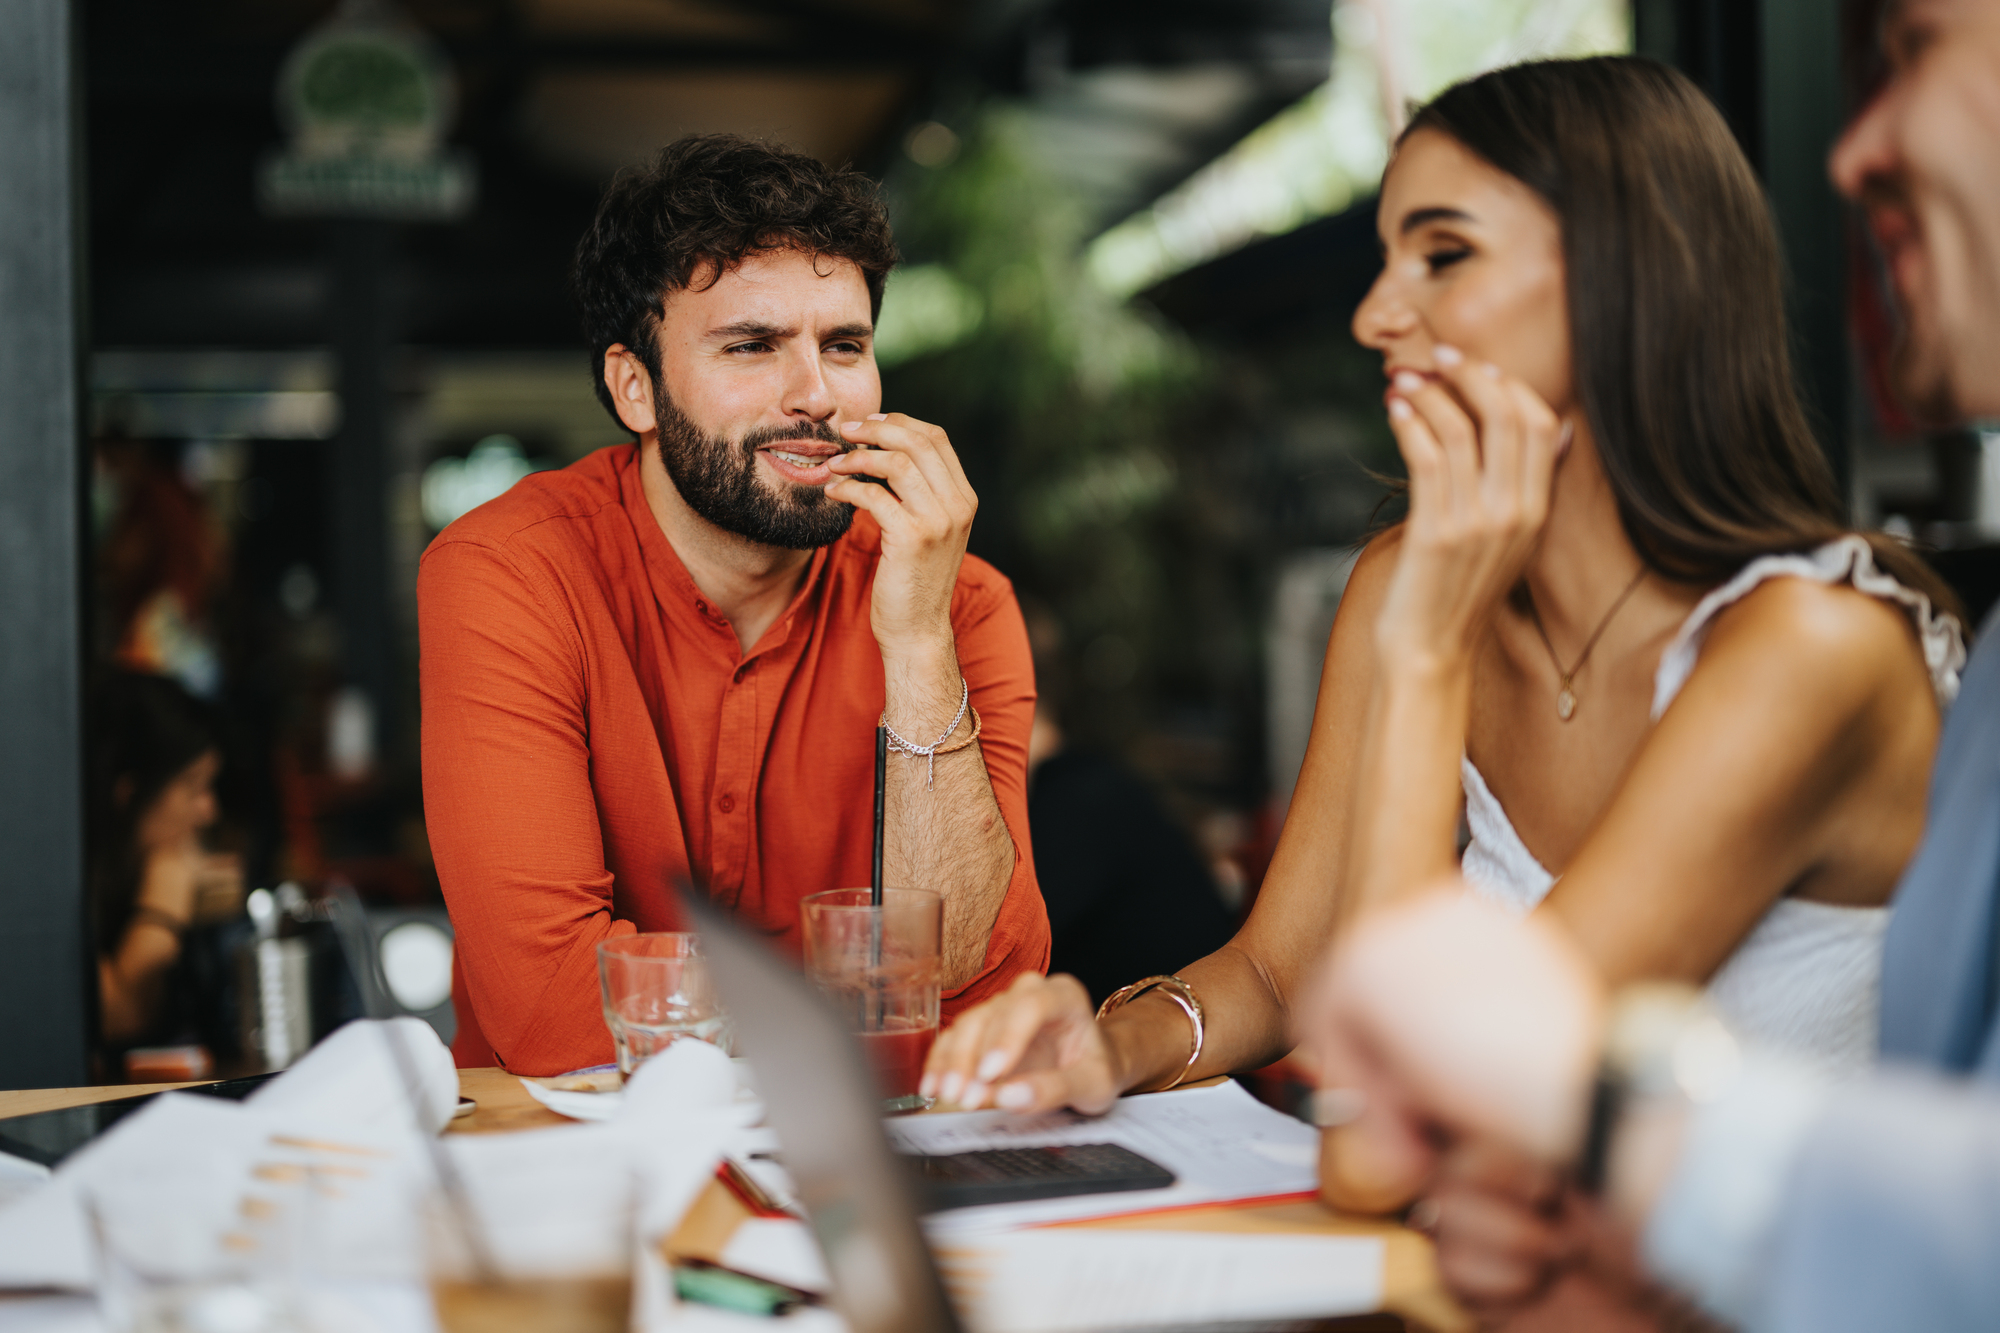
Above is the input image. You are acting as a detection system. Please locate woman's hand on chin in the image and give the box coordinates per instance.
[1378,344,1564,665]
[920,972,1120,1115]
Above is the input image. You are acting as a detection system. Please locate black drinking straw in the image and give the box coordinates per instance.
[868,726,888,1036]
[871,724,887,907]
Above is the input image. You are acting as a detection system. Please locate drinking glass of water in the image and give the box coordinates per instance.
[597,933,731,1075]
[801,888,941,1112]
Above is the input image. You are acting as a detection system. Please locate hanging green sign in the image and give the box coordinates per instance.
[259,0,475,220]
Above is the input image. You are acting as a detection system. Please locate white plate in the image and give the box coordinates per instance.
[519,1062,622,1121]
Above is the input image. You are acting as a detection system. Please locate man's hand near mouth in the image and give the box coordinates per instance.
[821,410,1009,988]
[826,412,977,662]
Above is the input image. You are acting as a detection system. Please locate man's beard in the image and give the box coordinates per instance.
[1891,323,1962,428]
[1865,174,1966,427]
[655,394,857,550]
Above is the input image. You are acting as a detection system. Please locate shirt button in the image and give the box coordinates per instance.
[696,600,709,615]
[718,793,735,813]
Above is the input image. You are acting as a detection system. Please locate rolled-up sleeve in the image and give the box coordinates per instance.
[1643,1053,1833,1328]
[1759,1066,2000,1333]
[1645,1055,2000,1333]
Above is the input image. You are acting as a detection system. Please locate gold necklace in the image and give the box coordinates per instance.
[1524,567,1649,722]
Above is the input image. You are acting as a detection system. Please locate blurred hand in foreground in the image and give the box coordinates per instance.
[1423,1142,1578,1320]
[1300,887,1604,1211]
[920,971,1120,1113]
[1426,1143,1707,1330]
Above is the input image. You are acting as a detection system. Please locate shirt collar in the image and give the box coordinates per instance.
[617,442,837,655]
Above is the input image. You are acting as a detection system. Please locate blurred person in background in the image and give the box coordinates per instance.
[1300,3,2000,1330]
[420,135,1046,1076]
[94,431,224,699]
[924,54,1960,1226]
[92,671,240,1050]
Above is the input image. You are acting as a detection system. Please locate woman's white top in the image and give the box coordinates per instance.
[1460,536,1966,1073]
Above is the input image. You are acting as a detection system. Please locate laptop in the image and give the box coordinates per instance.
[680,887,965,1333]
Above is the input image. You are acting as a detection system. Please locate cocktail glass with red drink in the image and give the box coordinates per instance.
[801,888,941,1112]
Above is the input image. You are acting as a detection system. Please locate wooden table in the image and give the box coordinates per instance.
[2,1068,1465,1333]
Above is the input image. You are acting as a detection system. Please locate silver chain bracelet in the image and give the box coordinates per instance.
[881,678,970,790]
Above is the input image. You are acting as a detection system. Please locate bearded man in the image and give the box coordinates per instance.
[419,135,1046,1075]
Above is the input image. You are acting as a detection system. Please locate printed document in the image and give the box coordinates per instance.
[886,1080,1320,1233]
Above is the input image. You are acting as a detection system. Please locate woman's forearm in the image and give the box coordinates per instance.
[1346,651,1475,913]
[1094,599,1482,1098]
[1102,943,1298,1091]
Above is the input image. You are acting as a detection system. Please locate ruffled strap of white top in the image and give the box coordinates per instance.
[1650,534,1966,719]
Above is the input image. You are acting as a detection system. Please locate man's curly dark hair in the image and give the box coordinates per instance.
[574,134,899,430]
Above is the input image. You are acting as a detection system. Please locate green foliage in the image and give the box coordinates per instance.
[883,108,1216,744]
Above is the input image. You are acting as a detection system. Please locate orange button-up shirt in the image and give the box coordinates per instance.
[418,444,1048,1075]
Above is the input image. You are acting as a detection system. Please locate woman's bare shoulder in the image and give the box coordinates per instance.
[1696,573,1930,713]
[1342,526,1405,602]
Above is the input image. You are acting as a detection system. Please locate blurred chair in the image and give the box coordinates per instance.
[1030,742,1237,1009]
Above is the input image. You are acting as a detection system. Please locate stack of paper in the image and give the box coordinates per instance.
[937,1230,1385,1333]
[0,1018,459,1291]
[703,1213,1389,1333]
[0,1022,745,1333]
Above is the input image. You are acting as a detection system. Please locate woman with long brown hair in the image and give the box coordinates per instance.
[922,54,1962,1204]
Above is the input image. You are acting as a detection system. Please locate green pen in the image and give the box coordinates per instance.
[672,1258,820,1317]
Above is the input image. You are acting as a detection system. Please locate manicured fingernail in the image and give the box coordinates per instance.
[996,1082,1034,1111]
[841,420,862,431]
[1389,398,1413,420]
[962,1083,988,1108]
[977,1050,1010,1083]
[867,412,888,421]
[920,1071,938,1099]
[940,1071,964,1104]
[1393,371,1424,393]
[1433,344,1462,367]
[1481,362,1502,379]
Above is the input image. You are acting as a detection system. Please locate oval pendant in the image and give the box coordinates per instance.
[1556,688,1577,721]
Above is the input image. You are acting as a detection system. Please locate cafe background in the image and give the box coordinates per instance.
[4,0,1992,1088]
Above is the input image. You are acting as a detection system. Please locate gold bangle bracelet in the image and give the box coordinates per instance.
[1096,973,1205,1092]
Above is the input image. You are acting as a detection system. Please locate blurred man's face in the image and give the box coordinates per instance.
[651,249,883,549]
[1832,0,2000,422]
